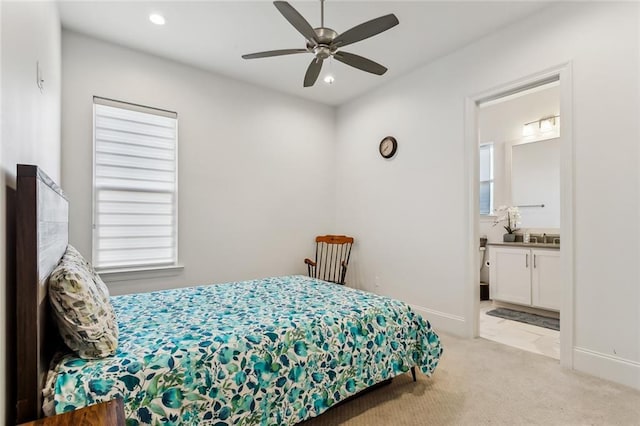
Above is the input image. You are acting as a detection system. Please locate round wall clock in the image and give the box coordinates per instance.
[379,136,398,159]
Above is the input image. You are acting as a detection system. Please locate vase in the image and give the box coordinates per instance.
[503,233,516,242]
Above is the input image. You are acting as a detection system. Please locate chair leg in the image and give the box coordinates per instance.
[411,366,417,382]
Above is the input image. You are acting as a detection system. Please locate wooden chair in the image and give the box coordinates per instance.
[304,235,354,285]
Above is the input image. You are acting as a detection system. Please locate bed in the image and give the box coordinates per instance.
[15,164,443,425]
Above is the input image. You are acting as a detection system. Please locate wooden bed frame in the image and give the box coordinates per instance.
[13,163,417,424]
[16,164,69,424]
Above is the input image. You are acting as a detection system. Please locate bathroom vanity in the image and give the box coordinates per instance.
[488,242,560,311]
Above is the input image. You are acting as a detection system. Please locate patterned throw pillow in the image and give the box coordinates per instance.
[48,245,119,359]
[61,245,111,301]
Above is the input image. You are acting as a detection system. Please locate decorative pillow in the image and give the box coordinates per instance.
[61,244,85,264]
[48,245,119,359]
[61,245,111,301]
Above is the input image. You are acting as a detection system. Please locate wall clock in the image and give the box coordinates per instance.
[379,136,398,159]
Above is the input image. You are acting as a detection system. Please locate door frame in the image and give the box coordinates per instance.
[463,63,574,369]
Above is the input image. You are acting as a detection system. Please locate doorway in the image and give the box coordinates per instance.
[464,65,574,368]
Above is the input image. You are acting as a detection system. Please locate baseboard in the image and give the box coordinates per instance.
[573,346,640,390]
[410,304,466,336]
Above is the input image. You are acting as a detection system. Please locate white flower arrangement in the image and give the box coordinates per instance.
[492,206,521,234]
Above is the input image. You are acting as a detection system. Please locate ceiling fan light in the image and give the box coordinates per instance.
[324,75,335,85]
[149,14,166,26]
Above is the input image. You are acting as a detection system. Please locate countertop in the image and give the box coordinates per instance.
[487,241,560,249]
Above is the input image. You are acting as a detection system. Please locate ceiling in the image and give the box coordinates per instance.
[58,1,550,106]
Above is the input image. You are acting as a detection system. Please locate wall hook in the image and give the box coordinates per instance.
[36,61,45,92]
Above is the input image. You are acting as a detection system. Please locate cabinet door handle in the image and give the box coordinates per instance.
[526,253,529,268]
[533,254,537,268]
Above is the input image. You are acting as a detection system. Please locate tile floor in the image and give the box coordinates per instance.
[479,300,560,360]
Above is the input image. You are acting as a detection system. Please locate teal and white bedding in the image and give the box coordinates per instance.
[44,275,442,425]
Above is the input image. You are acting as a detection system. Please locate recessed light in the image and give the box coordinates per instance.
[324,75,335,85]
[149,14,165,26]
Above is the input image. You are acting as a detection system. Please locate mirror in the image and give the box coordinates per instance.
[510,137,560,228]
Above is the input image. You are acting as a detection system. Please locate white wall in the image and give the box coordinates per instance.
[61,31,336,295]
[335,3,640,389]
[1,2,61,423]
[479,84,560,147]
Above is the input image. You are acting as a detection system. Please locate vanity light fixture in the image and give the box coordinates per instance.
[149,13,166,25]
[522,123,535,137]
[522,115,560,136]
[539,116,556,132]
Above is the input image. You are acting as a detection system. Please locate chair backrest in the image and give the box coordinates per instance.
[311,235,354,285]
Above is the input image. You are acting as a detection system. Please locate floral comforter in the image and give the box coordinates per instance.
[44,275,442,425]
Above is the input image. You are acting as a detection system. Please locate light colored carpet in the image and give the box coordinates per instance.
[304,333,640,425]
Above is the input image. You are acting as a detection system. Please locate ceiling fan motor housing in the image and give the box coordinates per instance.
[308,27,338,59]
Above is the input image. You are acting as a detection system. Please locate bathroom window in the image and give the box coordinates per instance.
[479,143,494,215]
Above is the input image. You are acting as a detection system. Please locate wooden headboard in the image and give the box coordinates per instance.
[16,164,68,423]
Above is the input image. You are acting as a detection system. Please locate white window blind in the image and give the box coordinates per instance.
[479,144,494,215]
[93,97,178,270]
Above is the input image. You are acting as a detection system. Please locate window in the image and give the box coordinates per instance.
[479,143,494,215]
[93,97,178,270]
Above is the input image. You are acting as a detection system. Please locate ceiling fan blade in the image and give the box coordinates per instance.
[303,57,323,87]
[242,49,308,59]
[273,1,319,46]
[334,51,388,75]
[332,14,399,48]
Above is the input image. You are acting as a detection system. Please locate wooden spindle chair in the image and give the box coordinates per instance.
[304,235,354,285]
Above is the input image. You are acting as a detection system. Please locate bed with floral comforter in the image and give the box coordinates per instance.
[44,275,442,425]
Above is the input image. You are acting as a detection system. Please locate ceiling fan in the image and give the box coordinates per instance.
[242,0,399,87]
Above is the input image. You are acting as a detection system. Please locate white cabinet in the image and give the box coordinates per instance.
[490,247,531,305]
[489,246,560,311]
[531,249,561,311]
